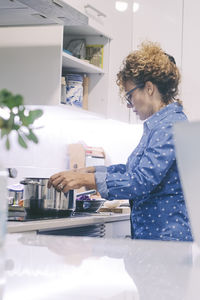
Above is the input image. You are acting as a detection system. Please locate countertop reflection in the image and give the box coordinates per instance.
[2,233,200,300]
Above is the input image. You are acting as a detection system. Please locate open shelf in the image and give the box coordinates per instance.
[62,51,105,74]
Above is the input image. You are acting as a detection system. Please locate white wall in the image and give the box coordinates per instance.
[0,106,143,185]
[181,0,200,121]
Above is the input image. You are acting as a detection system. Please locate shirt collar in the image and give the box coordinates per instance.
[144,102,183,131]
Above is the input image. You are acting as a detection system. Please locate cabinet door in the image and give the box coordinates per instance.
[61,0,84,14]
[62,0,110,37]
[105,220,131,239]
[0,25,63,105]
[89,0,132,123]
[62,0,131,122]
[181,0,200,120]
[0,0,26,8]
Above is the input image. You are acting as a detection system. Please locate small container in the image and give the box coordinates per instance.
[75,199,105,213]
[65,74,83,107]
[8,184,24,206]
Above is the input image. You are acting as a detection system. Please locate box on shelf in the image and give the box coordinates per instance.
[86,44,104,69]
[68,143,105,170]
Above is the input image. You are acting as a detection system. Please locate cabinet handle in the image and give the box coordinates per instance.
[52,0,64,8]
[84,4,107,18]
[31,13,47,19]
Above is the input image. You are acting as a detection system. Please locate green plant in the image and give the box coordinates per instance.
[0,89,43,150]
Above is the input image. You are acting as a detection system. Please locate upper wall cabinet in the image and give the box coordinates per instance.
[0,0,88,26]
[61,0,112,38]
[0,25,64,106]
[62,24,110,116]
[0,2,111,118]
[0,0,130,123]
[181,0,200,120]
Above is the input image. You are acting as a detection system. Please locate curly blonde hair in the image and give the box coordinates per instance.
[117,41,181,105]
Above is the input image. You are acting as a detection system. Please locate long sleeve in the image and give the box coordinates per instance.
[97,122,176,200]
[95,164,126,197]
[107,164,126,174]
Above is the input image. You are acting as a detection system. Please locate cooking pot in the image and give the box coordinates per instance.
[20,178,75,217]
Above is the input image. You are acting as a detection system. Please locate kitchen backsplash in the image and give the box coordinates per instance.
[0,105,143,184]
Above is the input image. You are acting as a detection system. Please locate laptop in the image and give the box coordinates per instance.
[174,121,200,246]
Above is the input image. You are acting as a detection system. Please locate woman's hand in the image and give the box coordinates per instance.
[73,166,96,173]
[48,170,96,193]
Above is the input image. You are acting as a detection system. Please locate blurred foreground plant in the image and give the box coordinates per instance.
[0,89,43,150]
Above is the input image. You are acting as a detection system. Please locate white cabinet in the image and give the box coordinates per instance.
[0,25,110,117]
[181,0,200,121]
[105,220,131,239]
[62,25,110,116]
[101,0,133,122]
[130,0,183,123]
[0,25,63,105]
[65,0,134,122]
[0,2,112,117]
[62,0,111,38]
[62,0,132,122]
[0,1,132,123]
[0,0,88,27]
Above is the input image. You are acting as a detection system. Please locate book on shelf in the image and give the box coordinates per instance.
[86,44,104,69]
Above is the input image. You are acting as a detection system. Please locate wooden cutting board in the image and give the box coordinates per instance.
[99,207,130,214]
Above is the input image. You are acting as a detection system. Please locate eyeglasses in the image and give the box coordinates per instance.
[124,84,143,107]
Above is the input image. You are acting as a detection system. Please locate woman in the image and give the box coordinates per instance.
[48,41,193,241]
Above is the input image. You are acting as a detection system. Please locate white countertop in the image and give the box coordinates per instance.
[1,232,200,300]
[7,213,130,233]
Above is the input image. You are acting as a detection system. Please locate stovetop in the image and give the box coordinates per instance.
[7,211,111,222]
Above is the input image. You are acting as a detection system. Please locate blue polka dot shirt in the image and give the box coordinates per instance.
[95,103,193,241]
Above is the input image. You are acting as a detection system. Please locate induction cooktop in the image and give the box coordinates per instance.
[7,210,109,222]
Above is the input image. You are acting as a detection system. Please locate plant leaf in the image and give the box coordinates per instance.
[0,89,24,109]
[26,130,39,144]
[0,89,43,150]
[0,117,5,129]
[1,128,10,138]
[28,110,43,124]
[6,136,10,150]
[13,94,23,107]
[18,133,28,148]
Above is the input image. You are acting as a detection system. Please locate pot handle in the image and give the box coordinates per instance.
[20,179,42,185]
[76,189,96,197]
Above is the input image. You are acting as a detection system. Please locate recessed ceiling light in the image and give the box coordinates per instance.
[115,1,128,12]
[133,2,140,13]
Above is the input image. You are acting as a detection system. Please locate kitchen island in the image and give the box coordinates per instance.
[1,232,199,300]
[7,212,131,238]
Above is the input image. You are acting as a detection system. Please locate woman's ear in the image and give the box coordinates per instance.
[145,81,154,96]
